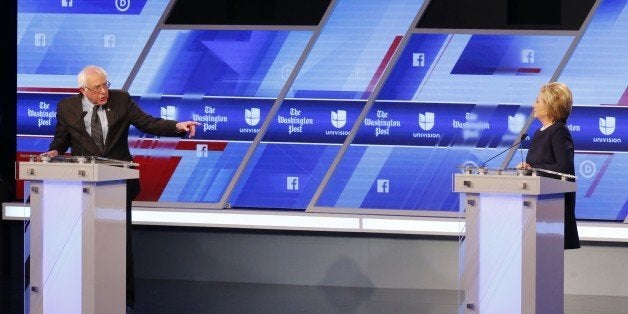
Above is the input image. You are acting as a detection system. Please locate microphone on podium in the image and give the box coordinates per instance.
[481,133,527,168]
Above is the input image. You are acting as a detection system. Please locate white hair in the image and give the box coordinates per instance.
[77,65,108,88]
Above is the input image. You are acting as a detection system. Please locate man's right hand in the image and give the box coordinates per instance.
[42,150,59,157]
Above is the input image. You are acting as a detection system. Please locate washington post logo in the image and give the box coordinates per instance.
[521,49,535,63]
[196,144,208,157]
[331,110,347,128]
[376,179,389,193]
[412,53,425,67]
[61,0,73,7]
[245,108,260,126]
[599,116,616,135]
[287,177,299,190]
[160,106,176,120]
[35,34,46,47]
[104,35,116,48]
[418,112,435,131]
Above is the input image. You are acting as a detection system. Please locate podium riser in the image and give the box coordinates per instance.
[28,180,126,314]
[462,193,564,314]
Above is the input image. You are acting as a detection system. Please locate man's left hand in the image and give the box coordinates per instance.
[176,121,201,138]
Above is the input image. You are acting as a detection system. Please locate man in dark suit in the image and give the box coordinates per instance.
[44,65,199,310]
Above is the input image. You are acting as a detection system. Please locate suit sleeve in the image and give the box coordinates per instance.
[48,101,71,154]
[533,127,575,175]
[123,92,181,137]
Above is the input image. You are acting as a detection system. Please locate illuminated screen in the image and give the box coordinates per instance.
[17,0,628,220]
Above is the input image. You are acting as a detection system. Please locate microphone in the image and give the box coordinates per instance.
[481,133,527,168]
[74,111,88,156]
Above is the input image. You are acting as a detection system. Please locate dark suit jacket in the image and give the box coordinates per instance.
[526,121,580,249]
[49,89,180,161]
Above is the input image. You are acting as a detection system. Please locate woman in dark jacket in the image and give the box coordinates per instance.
[518,82,580,249]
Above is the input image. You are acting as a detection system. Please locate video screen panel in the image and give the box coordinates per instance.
[16,0,628,220]
[556,0,628,220]
[315,33,575,212]
[227,0,425,209]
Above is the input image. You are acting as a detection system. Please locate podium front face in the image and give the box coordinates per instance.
[19,159,138,314]
[453,173,576,314]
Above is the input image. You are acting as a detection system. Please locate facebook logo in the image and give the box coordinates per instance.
[521,49,535,63]
[104,35,116,48]
[412,53,425,67]
[376,179,389,193]
[35,34,46,47]
[196,144,208,157]
[61,0,73,7]
[287,177,299,190]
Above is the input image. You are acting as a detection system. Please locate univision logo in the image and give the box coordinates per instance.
[508,113,526,134]
[245,108,261,126]
[599,116,615,135]
[331,110,347,128]
[418,112,435,131]
[160,105,176,120]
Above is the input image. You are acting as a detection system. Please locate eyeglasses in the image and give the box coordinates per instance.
[84,81,111,93]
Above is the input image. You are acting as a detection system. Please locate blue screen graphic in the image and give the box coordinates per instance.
[16,0,628,220]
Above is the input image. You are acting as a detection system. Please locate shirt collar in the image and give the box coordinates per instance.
[82,96,99,112]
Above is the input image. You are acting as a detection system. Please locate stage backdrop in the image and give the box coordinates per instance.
[17,0,628,220]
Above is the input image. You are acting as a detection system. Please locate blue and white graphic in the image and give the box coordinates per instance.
[331,110,347,128]
[160,106,176,120]
[245,108,261,126]
[15,0,628,220]
[412,53,425,67]
[287,177,299,190]
[376,179,390,193]
[599,116,616,135]
[418,112,435,131]
[34,33,46,46]
[521,49,535,63]
[196,144,208,158]
[104,35,116,48]
[508,113,526,134]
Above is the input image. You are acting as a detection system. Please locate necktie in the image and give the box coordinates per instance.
[91,106,105,154]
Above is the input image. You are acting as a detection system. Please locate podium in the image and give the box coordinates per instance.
[453,169,576,314]
[18,156,138,314]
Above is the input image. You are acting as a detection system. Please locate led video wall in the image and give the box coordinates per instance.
[17,0,628,220]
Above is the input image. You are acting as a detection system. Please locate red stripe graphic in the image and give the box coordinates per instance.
[362,35,403,99]
[18,87,79,93]
[516,68,541,74]
[584,153,614,198]
[134,155,182,202]
[175,141,228,151]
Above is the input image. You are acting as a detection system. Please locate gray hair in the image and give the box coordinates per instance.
[77,65,108,88]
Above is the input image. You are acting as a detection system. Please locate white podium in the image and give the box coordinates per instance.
[18,157,138,314]
[453,170,576,314]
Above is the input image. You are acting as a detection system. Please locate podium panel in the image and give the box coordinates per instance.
[454,170,575,314]
[18,157,138,314]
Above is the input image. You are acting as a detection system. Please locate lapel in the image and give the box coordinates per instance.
[73,94,88,135]
[103,97,116,153]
